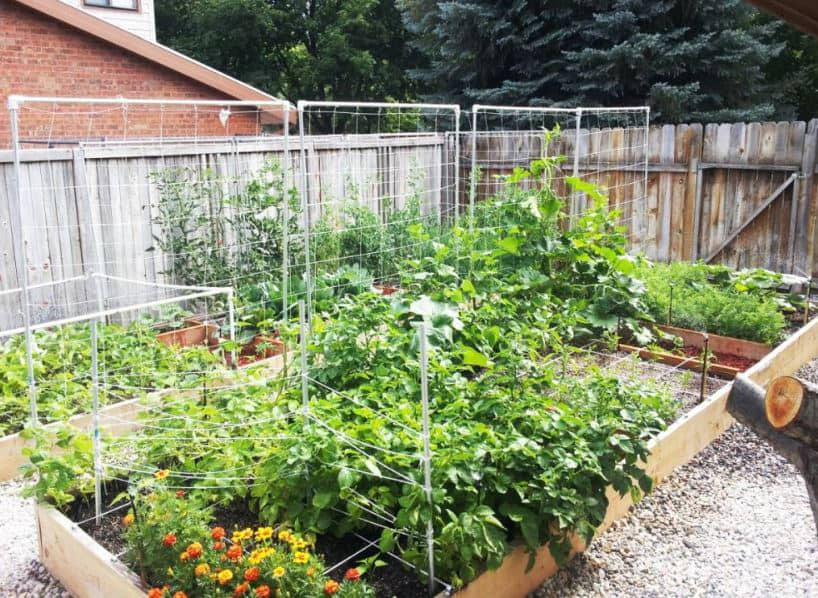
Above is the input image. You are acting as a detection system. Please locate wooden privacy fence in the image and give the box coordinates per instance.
[463,120,818,275]
[1,120,817,331]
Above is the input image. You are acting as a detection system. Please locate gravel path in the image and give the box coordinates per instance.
[2,366,816,597]
[0,479,69,597]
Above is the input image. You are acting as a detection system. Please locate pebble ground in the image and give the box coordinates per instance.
[2,367,817,597]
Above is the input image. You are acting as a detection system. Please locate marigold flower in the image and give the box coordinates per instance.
[277,530,291,542]
[254,527,273,541]
[272,566,285,579]
[254,586,271,598]
[211,527,226,540]
[173,592,187,598]
[226,544,243,561]
[244,567,260,582]
[122,513,134,527]
[323,580,340,595]
[294,539,308,550]
[147,589,163,598]
[162,533,177,547]
[232,528,253,544]
[293,551,310,565]
[176,490,186,498]
[186,542,203,559]
[213,541,225,551]
[306,567,316,577]
[154,469,170,480]
[217,569,234,585]
[179,552,190,562]
[234,582,249,596]
[194,563,210,577]
[344,568,361,582]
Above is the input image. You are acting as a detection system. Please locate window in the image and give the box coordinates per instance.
[84,0,139,10]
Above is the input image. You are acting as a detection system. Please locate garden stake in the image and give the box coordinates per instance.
[227,289,237,369]
[668,284,674,326]
[804,278,812,326]
[90,317,102,525]
[699,334,709,404]
[418,322,435,597]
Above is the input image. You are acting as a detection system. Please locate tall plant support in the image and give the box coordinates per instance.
[281,104,291,332]
[470,105,650,250]
[8,98,38,426]
[418,321,435,597]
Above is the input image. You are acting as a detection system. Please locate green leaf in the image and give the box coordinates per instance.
[462,346,492,368]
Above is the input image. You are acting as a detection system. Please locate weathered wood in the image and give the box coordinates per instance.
[704,172,798,263]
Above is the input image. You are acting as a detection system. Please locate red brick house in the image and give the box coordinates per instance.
[0,0,289,147]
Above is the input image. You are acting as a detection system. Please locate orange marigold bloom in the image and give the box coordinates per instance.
[254,586,271,598]
[147,589,163,598]
[234,582,250,596]
[179,552,190,562]
[163,533,177,548]
[226,544,243,561]
[306,567,316,577]
[243,567,260,582]
[194,563,210,577]
[211,527,226,540]
[323,580,340,595]
[173,593,187,598]
[176,490,187,498]
[344,568,361,582]
[122,513,134,527]
[186,542,203,559]
[213,541,225,551]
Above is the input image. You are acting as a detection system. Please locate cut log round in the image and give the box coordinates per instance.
[765,376,804,428]
[765,376,818,450]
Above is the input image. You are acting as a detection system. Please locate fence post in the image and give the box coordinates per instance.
[800,119,818,277]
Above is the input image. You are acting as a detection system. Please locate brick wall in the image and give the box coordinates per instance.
[0,0,266,147]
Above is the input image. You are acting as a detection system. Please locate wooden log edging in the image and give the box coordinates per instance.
[32,319,818,598]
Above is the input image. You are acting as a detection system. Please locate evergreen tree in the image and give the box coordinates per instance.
[400,0,783,122]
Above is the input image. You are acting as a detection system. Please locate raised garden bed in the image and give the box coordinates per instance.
[29,315,818,598]
[155,319,219,348]
[620,324,773,379]
[0,353,287,483]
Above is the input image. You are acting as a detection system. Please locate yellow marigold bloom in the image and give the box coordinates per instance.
[306,567,316,577]
[154,469,170,480]
[194,563,210,577]
[272,566,285,579]
[294,539,308,550]
[255,527,274,541]
[277,530,291,542]
[232,528,254,544]
[293,551,309,565]
[248,550,262,565]
[217,569,234,585]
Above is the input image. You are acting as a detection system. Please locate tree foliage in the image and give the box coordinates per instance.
[156,0,416,106]
[399,0,785,122]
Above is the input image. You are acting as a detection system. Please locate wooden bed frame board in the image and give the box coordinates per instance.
[0,354,286,482]
[32,319,818,598]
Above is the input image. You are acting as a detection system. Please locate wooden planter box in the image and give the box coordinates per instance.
[33,318,818,598]
[156,320,219,348]
[619,324,772,379]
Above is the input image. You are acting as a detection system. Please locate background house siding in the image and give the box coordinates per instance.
[59,0,156,41]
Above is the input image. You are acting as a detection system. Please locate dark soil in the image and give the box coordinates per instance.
[68,486,432,598]
[678,345,757,372]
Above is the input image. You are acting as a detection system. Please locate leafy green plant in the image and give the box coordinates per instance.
[636,260,787,344]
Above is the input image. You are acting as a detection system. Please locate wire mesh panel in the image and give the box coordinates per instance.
[468,105,651,254]
[292,101,460,317]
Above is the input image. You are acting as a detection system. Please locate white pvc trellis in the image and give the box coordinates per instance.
[469,105,651,251]
[4,94,653,597]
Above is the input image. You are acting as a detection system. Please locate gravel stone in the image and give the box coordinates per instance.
[534,422,818,598]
